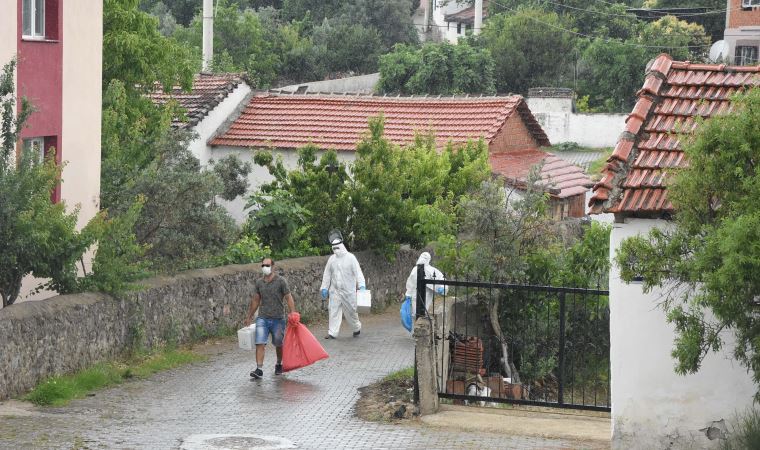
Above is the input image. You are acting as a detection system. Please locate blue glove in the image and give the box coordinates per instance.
[405,295,412,302]
[321,288,328,299]
[359,285,366,291]
[436,287,445,295]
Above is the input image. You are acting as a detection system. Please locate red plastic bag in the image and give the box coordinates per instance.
[282,312,329,372]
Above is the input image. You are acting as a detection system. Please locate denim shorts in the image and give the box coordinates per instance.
[255,317,286,347]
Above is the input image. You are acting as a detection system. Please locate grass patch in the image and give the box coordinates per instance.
[721,409,760,450]
[24,349,205,407]
[549,142,607,153]
[382,366,415,383]
[587,147,613,181]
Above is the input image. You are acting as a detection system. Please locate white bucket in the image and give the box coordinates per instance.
[356,290,372,314]
[237,324,256,350]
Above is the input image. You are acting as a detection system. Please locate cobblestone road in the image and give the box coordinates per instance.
[0,312,590,449]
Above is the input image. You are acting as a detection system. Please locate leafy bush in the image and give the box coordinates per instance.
[218,234,271,265]
[378,41,496,95]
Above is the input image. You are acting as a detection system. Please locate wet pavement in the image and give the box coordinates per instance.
[0,312,595,449]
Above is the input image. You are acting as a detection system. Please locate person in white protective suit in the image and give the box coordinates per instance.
[320,240,366,339]
[405,252,447,319]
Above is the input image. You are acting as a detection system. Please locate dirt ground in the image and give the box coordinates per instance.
[355,372,611,449]
[355,372,418,422]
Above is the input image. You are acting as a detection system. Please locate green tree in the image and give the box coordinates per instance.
[0,60,90,306]
[377,41,496,95]
[173,0,280,87]
[644,0,725,40]
[249,145,352,253]
[347,118,491,255]
[281,0,342,23]
[310,19,384,75]
[577,16,710,112]
[615,89,760,395]
[480,9,577,94]
[105,0,194,94]
[247,118,491,257]
[108,129,238,272]
[487,0,639,40]
[341,0,419,50]
[102,0,194,208]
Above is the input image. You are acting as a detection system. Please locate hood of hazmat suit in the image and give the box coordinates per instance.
[406,252,446,317]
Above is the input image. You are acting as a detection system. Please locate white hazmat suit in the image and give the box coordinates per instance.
[405,252,447,317]
[321,243,366,338]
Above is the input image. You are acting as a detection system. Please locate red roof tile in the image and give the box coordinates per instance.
[490,150,593,199]
[589,54,760,216]
[210,92,550,151]
[148,73,247,128]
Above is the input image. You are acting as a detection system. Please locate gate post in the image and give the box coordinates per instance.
[413,263,426,405]
[414,318,439,415]
[558,292,566,406]
[416,263,426,318]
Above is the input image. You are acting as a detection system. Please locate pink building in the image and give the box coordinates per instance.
[1,0,103,302]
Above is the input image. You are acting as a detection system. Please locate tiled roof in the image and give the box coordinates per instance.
[589,54,760,216]
[491,150,593,199]
[148,73,246,128]
[444,0,490,23]
[210,92,550,151]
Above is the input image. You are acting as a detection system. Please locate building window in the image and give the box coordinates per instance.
[23,137,45,162]
[742,0,760,7]
[22,0,45,39]
[457,22,462,34]
[735,46,759,65]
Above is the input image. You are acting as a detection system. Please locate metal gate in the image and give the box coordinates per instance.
[415,265,610,412]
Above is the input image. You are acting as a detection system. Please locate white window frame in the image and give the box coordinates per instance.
[23,137,45,163]
[735,45,759,65]
[22,0,45,39]
[742,0,760,7]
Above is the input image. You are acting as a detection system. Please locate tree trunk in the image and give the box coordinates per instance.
[489,300,520,383]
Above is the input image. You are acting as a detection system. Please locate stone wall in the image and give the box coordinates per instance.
[0,249,418,400]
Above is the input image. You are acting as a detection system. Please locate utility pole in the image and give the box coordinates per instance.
[474,0,483,35]
[202,0,214,72]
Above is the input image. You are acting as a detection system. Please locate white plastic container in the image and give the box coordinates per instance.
[357,290,372,314]
[237,324,256,350]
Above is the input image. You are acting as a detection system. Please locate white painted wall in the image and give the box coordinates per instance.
[186,82,251,225]
[0,2,15,72]
[527,97,626,148]
[190,82,251,166]
[609,218,756,449]
[207,146,357,224]
[277,73,380,94]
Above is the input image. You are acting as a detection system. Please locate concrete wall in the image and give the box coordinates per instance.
[609,219,755,449]
[278,73,380,94]
[0,2,15,72]
[527,97,626,148]
[0,249,419,400]
[188,82,252,224]
[62,0,102,231]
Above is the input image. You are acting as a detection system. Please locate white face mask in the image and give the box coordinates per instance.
[262,266,272,275]
[332,244,348,256]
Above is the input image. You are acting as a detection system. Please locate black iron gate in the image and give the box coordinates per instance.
[415,265,610,412]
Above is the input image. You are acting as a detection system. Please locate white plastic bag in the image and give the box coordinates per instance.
[357,290,372,314]
[237,323,257,350]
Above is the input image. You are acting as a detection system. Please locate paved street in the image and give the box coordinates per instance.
[0,312,592,449]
